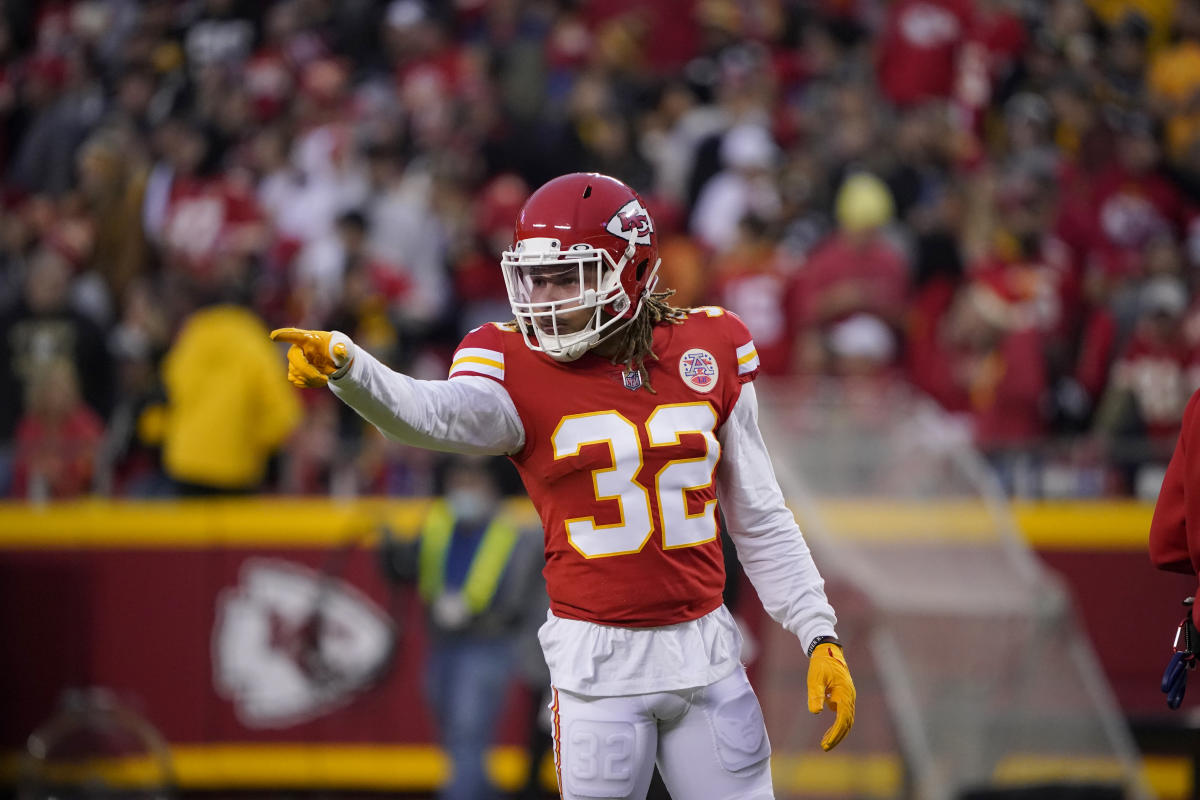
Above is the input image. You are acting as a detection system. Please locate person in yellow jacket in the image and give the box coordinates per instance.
[153,303,301,494]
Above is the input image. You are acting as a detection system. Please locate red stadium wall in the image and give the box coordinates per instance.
[0,499,1186,792]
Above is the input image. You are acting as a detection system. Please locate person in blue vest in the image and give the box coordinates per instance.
[417,455,546,800]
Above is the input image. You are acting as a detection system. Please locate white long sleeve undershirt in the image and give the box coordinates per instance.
[328,343,836,694]
[716,382,837,651]
[330,345,524,455]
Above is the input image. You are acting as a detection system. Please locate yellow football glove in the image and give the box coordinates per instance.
[807,639,856,751]
[269,328,352,388]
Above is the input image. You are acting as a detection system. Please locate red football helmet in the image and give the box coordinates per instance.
[500,172,661,361]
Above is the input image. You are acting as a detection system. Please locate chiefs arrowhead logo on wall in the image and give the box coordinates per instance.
[213,559,394,729]
[605,199,654,247]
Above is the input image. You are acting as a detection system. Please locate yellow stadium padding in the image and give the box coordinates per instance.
[0,499,1154,550]
[0,746,1189,798]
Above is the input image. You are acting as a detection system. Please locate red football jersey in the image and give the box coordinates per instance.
[449,308,760,627]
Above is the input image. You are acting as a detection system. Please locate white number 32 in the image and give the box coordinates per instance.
[551,402,720,558]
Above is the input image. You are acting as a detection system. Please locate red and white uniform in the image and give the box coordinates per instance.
[456,311,749,627]
[329,307,836,696]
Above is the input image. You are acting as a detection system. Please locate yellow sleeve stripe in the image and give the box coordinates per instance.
[449,347,505,380]
[449,359,504,381]
[451,355,504,371]
[736,342,760,375]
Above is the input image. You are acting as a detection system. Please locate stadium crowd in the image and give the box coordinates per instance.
[2,0,1199,501]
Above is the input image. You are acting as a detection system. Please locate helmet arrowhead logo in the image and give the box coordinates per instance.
[606,199,654,247]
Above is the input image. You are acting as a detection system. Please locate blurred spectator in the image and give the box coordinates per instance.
[322,215,404,361]
[7,48,105,196]
[1148,0,1200,165]
[794,172,908,373]
[382,456,545,800]
[0,244,113,492]
[150,270,300,495]
[449,172,528,337]
[954,0,1028,132]
[347,424,437,498]
[280,392,342,496]
[1094,12,1153,112]
[1095,275,1193,443]
[641,80,725,210]
[910,278,1049,452]
[75,128,149,305]
[654,231,710,309]
[1089,0,1175,51]
[274,65,370,243]
[10,357,104,501]
[183,0,256,78]
[884,103,958,232]
[293,210,390,329]
[0,16,16,172]
[708,214,801,375]
[142,116,267,290]
[363,140,448,332]
[690,122,781,254]
[828,312,901,381]
[1000,93,1062,190]
[775,148,833,261]
[876,0,973,109]
[969,164,1074,356]
[1086,110,1182,290]
[105,277,173,497]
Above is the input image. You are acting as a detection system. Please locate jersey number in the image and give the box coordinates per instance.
[551,403,720,558]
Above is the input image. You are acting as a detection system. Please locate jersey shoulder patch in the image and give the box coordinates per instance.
[449,322,514,383]
[685,306,759,383]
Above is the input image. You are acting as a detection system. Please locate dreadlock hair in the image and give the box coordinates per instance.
[608,288,689,394]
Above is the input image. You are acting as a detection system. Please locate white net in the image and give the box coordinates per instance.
[752,377,1150,800]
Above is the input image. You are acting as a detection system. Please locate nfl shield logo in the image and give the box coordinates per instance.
[679,348,719,393]
[622,369,643,391]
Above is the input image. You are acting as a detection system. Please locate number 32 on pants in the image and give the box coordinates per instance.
[551,402,720,558]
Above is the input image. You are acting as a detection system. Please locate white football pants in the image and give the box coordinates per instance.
[549,667,774,800]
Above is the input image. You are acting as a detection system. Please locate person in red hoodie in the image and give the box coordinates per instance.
[10,357,105,501]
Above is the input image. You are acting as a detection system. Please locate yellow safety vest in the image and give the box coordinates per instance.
[417,500,520,614]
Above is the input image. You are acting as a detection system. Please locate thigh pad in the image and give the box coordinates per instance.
[709,686,771,773]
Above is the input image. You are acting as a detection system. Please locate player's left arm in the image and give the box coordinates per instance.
[716,381,855,750]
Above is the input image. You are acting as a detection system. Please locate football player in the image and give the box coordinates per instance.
[272,173,855,799]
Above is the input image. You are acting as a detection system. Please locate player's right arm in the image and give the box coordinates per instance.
[270,327,524,456]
